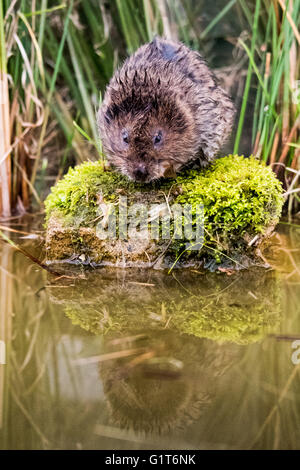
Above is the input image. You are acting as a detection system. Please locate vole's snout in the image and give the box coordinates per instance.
[133,163,149,182]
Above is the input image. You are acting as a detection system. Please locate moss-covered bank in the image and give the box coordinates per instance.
[45,155,284,269]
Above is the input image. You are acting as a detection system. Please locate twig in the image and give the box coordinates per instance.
[72,347,149,365]
[0,230,62,276]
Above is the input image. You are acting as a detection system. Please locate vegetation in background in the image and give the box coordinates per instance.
[234,0,300,213]
[0,0,299,218]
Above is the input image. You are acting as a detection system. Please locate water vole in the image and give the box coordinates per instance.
[97,37,235,182]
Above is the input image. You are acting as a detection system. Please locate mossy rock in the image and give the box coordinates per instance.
[49,268,282,345]
[45,155,284,269]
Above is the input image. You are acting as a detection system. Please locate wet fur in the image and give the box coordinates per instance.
[97,37,235,182]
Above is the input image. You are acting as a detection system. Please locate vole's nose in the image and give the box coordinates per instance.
[133,163,149,182]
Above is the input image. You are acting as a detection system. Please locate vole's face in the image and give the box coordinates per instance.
[120,124,181,182]
[100,117,180,182]
[98,97,192,183]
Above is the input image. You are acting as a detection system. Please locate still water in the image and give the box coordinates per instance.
[0,219,300,450]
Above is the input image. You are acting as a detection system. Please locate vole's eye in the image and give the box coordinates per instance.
[122,129,129,144]
[153,131,162,146]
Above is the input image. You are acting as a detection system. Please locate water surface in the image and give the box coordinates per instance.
[0,220,300,450]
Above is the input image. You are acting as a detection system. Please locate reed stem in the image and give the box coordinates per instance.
[0,0,11,217]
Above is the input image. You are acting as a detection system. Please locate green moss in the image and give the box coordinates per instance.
[175,155,284,248]
[44,161,134,226]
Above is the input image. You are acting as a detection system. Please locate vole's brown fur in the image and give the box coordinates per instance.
[97,37,235,182]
